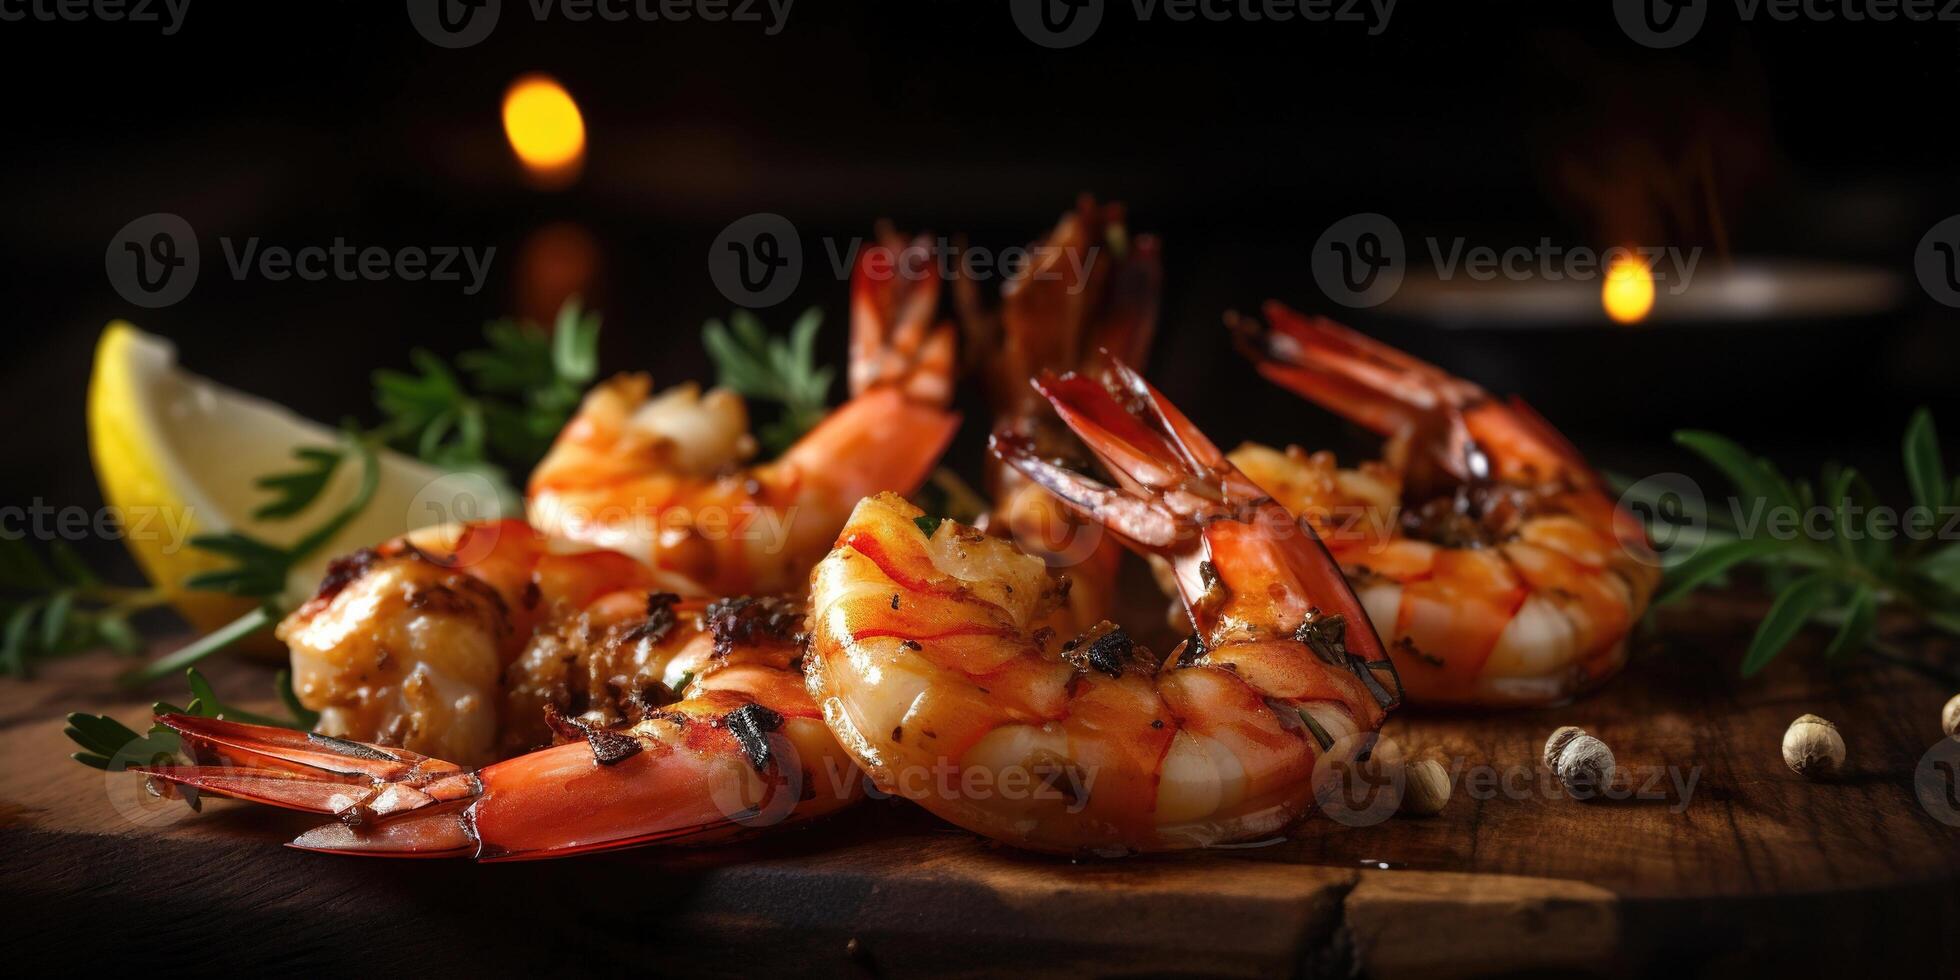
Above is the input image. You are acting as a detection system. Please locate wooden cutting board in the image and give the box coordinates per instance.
[3,594,1957,978]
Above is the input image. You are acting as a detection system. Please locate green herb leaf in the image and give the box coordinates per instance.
[1823,585,1876,660]
[64,709,175,771]
[1656,536,1790,607]
[120,606,274,687]
[914,514,943,538]
[0,540,171,678]
[551,298,602,388]
[381,298,599,477]
[0,537,57,591]
[1675,430,1799,513]
[252,446,346,521]
[1741,572,1830,676]
[1919,541,1960,596]
[187,433,380,602]
[1903,407,1948,514]
[703,307,834,455]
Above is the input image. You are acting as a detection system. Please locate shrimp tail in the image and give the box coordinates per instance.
[135,704,849,860]
[132,714,480,855]
[1226,303,1441,441]
[1229,302,1599,493]
[849,222,956,406]
[966,195,1162,423]
[998,359,1394,699]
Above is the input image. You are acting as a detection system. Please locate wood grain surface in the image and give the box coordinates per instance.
[3,595,1957,978]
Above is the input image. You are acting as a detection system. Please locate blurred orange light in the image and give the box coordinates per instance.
[503,74,585,186]
[1602,252,1655,324]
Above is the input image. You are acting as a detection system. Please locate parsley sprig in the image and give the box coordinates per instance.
[184,427,381,602]
[1629,408,1960,679]
[375,298,600,477]
[703,308,833,455]
[66,666,316,798]
[124,298,605,682]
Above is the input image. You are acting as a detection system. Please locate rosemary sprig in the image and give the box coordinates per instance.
[0,538,166,677]
[1638,408,1960,677]
[702,308,833,455]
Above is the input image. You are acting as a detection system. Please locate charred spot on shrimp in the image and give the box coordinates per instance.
[705,595,802,656]
[1296,608,1403,710]
[1403,485,1535,548]
[621,591,682,645]
[543,705,645,766]
[722,702,785,772]
[1396,636,1445,669]
[1293,608,1350,666]
[1062,622,1141,678]
[311,547,383,605]
[1173,632,1207,667]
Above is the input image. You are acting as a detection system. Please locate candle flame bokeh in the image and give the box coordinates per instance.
[1602,252,1656,325]
[503,74,585,187]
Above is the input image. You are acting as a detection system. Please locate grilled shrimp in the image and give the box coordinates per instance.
[954,196,1161,634]
[805,360,1400,854]
[277,519,663,766]
[1228,304,1659,707]
[527,236,959,595]
[144,521,857,860]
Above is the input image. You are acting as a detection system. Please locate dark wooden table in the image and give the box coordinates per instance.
[4,596,1958,978]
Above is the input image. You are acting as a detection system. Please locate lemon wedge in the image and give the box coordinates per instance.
[88,322,504,631]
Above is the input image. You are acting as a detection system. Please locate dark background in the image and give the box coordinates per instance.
[4,1,1958,576]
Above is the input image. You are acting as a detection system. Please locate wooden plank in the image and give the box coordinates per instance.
[3,594,1958,976]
